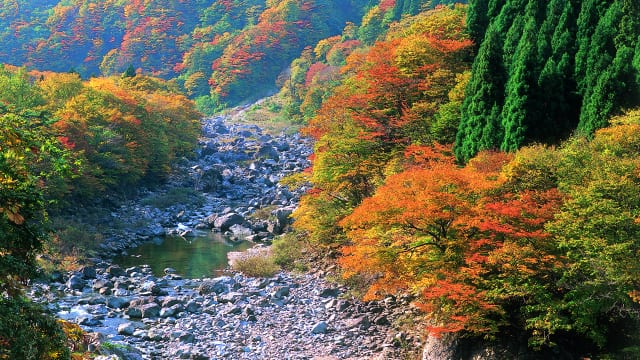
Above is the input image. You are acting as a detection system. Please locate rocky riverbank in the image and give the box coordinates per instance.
[31,261,420,359]
[30,114,425,359]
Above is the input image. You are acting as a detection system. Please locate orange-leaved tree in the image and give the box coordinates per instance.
[339,146,567,340]
[295,5,474,247]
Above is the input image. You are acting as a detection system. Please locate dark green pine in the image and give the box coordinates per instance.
[535,0,580,142]
[578,1,623,134]
[455,25,506,162]
[574,0,615,95]
[467,0,491,44]
[500,1,542,152]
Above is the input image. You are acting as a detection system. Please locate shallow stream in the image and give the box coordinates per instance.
[112,233,252,278]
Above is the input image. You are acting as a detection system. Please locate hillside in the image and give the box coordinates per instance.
[0,0,398,110]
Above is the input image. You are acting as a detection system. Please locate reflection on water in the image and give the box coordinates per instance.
[112,232,252,278]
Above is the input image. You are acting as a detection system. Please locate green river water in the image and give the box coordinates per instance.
[112,232,252,278]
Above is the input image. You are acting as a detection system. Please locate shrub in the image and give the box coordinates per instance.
[230,248,279,278]
[0,297,70,360]
[272,232,308,271]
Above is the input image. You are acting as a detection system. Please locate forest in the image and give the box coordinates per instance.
[1,0,640,358]
[284,0,640,355]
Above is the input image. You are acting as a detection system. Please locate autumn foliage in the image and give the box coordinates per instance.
[337,120,640,347]
[293,3,640,353]
[0,67,201,204]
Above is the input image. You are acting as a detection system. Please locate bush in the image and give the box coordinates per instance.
[272,232,308,271]
[0,297,70,360]
[230,248,280,278]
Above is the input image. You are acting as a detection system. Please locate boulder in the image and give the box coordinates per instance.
[125,266,143,276]
[126,307,142,318]
[140,303,161,319]
[198,278,229,295]
[107,297,130,309]
[79,266,97,279]
[185,300,200,313]
[213,213,244,231]
[117,322,136,336]
[66,274,85,290]
[129,297,155,308]
[78,316,101,326]
[159,306,176,318]
[161,297,183,308]
[203,213,218,228]
[218,291,245,304]
[106,265,127,278]
[139,281,166,296]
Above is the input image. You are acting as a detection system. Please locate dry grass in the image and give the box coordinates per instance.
[229,246,280,278]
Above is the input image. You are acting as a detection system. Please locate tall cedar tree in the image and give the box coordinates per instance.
[455,26,505,160]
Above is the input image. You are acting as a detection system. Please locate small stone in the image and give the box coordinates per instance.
[98,287,112,296]
[179,333,196,344]
[345,316,370,330]
[117,322,136,336]
[319,287,340,298]
[311,321,328,334]
[271,286,290,299]
[77,316,100,326]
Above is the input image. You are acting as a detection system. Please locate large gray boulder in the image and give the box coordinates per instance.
[117,322,137,336]
[107,297,130,309]
[213,213,244,231]
[79,266,97,279]
[66,274,85,290]
[140,303,161,319]
[106,265,127,278]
